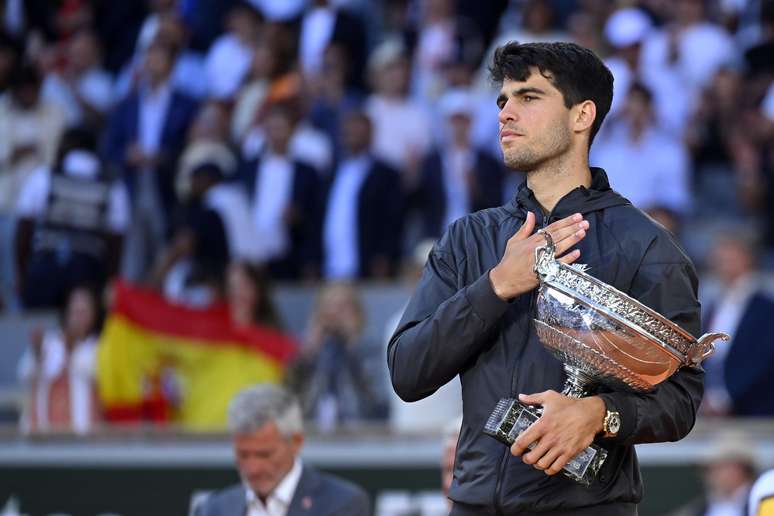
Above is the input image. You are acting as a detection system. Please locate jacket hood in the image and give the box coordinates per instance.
[507,167,631,220]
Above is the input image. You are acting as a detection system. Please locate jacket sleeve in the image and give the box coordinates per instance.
[596,257,704,446]
[387,228,510,402]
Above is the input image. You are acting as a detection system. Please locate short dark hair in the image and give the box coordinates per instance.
[489,41,614,146]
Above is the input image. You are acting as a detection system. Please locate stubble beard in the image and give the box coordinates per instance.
[501,123,572,174]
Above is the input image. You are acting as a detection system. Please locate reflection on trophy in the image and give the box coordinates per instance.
[484,230,729,486]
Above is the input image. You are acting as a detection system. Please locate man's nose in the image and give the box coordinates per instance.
[498,99,518,126]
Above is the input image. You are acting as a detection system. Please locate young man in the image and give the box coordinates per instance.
[388,42,704,515]
[194,384,370,516]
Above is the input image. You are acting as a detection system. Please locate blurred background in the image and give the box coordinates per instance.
[1,0,774,514]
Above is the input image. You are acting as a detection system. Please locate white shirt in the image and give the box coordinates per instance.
[245,458,303,516]
[590,121,690,214]
[300,7,336,76]
[204,34,254,100]
[17,331,98,434]
[365,95,432,172]
[442,148,473,230]
[42,69,114,127]
[205,183,260,262]
[253,154,294,262]
[139,82,172,155]
[16,165,130,233]
[323,155,370,279]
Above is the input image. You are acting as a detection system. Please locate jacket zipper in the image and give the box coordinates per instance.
[494,210,554,514]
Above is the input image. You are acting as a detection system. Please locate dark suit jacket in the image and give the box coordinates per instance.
[194,465,371,516]
[417,147,505,239]
[241,156,323,279]
[324,157,403,278]
[724,292,774,416]
[101,87,199,218]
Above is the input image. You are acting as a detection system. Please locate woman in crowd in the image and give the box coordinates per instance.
[17,285,103,433]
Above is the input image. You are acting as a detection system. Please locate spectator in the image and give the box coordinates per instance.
[17,285,103,434]
[685,67,748,219]
[299,0,367,90]
[193,383,370,515]
[411,0,459,102]
[308,43,365,163]
[416,88,505,239]
[204,2,261,101]
[102,39,198,282]
[226,261,282,329]
[365,39,432,186]
[150,163,229,307]
[240,102,322,280]
[15,127,129,309]
[640,0,736,109]
[0,63,65,311]
[322,110,403,280]
[603,7,691,135]
[292,283,388,431]
[671,433,757,516]
[591,82,691,215]
[231,36,295,145]
[701,229,774,417]
[178,105,259,263]
[41,29,114,129]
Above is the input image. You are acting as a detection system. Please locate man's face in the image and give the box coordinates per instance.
[234,422,302,499]
[497,69,573,172]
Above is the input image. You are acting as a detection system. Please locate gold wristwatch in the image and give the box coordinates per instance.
[602,410,621,438]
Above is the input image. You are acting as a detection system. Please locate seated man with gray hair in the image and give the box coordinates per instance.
[195,384,371,515]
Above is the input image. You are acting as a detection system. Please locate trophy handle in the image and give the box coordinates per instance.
[689,332,730,365]
[534,229,558,279]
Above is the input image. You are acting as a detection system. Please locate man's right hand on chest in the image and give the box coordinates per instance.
[488,211,589,301]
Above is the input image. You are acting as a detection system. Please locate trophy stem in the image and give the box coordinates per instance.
[561,365,595,398]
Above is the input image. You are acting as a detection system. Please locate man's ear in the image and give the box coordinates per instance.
[572,100,597,135]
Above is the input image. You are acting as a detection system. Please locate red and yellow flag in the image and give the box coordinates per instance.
[96,281,297,430]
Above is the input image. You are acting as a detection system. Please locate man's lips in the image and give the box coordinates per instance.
[500,129,523,140]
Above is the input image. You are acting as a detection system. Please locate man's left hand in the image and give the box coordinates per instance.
[510,391,606,475]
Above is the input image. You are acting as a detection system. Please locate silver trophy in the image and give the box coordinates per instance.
[484,230,728,485]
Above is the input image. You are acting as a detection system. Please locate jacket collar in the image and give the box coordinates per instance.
[507,167,630,222]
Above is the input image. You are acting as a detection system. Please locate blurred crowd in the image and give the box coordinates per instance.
[2,0,774,434]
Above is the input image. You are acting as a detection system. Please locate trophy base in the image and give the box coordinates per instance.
[483,398,607,486]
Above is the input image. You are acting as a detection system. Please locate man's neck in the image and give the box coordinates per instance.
[526,153,592,214]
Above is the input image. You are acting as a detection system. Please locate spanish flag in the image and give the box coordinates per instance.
[97,281,297,430]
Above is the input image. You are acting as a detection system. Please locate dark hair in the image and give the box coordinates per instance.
[59,283,105,337]
[232,262,282,329]
[489,41,614,146]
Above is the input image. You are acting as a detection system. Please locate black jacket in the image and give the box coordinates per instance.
[388,168,704,513]
[322,156,404,278]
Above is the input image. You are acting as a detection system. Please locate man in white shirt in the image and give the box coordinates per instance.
[194,384,370,516]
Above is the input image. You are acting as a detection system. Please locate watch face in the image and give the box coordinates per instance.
[609,413,621,434]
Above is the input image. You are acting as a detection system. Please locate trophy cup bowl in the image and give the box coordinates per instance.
[484,230,729,485]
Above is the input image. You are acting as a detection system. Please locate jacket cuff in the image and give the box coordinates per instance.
[596,391,638,444]
[464,271,510,328]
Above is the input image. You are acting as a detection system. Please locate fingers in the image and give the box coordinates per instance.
[543,213,584,234]
[546,452,574,476]
[518,392,548,405]
[558,249,581,265]
[511,422,541,457]
[521,437,552,466]
[513,211,536,241]
[536,448,564,474]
